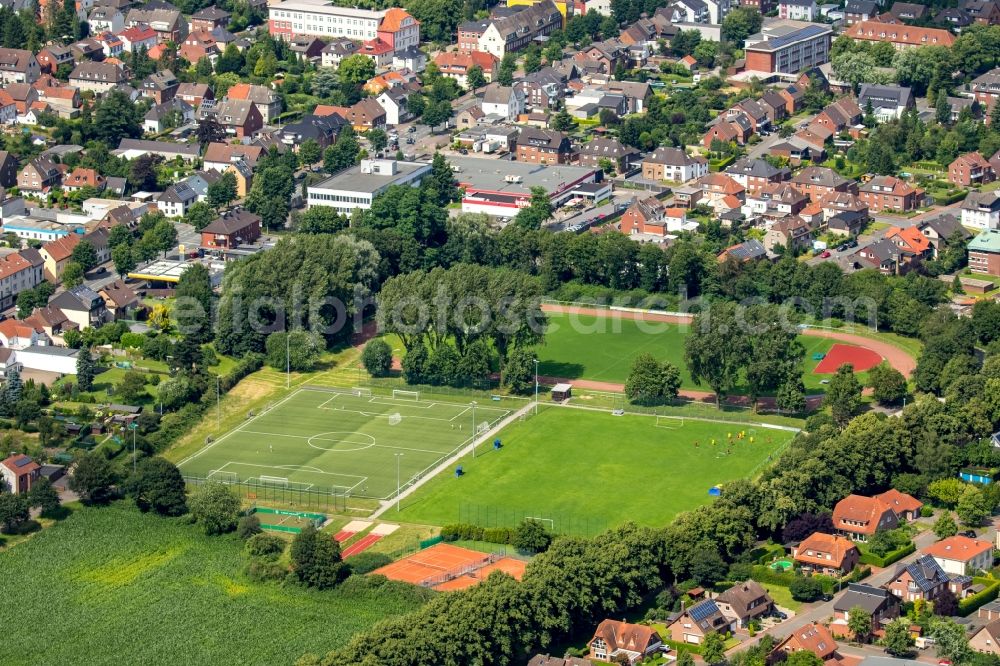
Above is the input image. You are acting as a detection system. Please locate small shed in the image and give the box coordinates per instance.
[551,383,572,402]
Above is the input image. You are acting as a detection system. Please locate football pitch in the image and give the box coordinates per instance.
[176,388,514,500]
[397,406,797,528]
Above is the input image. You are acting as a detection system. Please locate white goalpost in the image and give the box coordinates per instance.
[207,469,238,483]
[259,475,290,488]
[392,389,420,401]
[388,413,403,425]
[352,387,373,397]
[655,415,684,429]
[476,421,490,434]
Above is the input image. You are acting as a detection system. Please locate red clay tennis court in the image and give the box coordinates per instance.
[813,343,883,374]
[372,543,526,591]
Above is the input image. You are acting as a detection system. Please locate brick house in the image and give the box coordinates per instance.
[885,555,962,602]
[642,147,708,183]
[715,580,774,628]
[858,175,922,213]
[668,599,732,644]
[949,152,995,187]
[1,454,40,493]
[773,623,839,662]
[764,215,813,252]
[18,155,64,195]
[587,620,662,664]
[578,137,640,172]
[200,210,262,249]
[792,532,860,576]
[813,97,863,133]
[832,494,898,542]
[791,166,857,203]
[726,157,790,195]
[620,197,693,237]
[516,128,575,165]
[968,229,1000,276]
[831,584,899,637]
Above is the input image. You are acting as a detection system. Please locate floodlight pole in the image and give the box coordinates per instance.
[286,331,290,389]
[395,453,404,512]
[130,422,137,473]
[533,358,539,415]
[471,401,477,458]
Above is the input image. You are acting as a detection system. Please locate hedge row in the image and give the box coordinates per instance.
[440,523,516,546]
[858,542,916,568]
[750,565,837,593]
[959,579,1000,617]
[750,544,786,565]
[662,639,702,655]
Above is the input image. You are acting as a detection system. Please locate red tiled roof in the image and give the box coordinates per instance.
[873,489,922,516]
[832,494,893,535]
[794,532,858,569]
[379,7,417,31]
[846,21,955,47]
[922,535,993,562]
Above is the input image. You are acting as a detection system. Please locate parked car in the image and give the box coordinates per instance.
[820,594,833,602]
[406,137,415,144]
[772,610,788,620]
[407,126,416,133]
[458,148,469,154]
[820,250,831,258]
[961,530,977,538]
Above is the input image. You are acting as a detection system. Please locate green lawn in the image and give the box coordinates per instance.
[54,366,162,405]
[176,387,520,499]
[534,313,856,393]
[0,503,431,666]
[396,406,795,529]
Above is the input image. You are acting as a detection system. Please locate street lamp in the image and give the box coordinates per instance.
[471,401,477,458]
[395,453,404,512]
[128,421,138,473]
[533,358,539,415]
[216,374,220,430]
[285,330,290,389]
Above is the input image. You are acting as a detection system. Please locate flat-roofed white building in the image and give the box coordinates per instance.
[306,159,432,215]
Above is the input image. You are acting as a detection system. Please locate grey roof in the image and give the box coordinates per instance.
[728,157,788,179]
[145,98,192,121]
[482,84,516,105]
[893,555,948,592]
[859,84,913,110]
[159,182,197,204]
[834,583,895,614]
[725,239,767,261]
[645,146,702,167]
[70,61,126,84]
[116,139,200,157]
[201,209,261,235]
[579,137,638,158]
[845,0,877,13]
[962,190,1000,212]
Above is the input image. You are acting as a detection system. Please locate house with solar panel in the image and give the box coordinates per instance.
[1,453,40,493]
[668,599,733,644]
[884,554,973,603]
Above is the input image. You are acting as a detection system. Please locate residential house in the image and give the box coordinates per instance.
[39,234,80,281]
[212,98,263,138]
[114,139,200,163]
[0,151,19,188]
[848,238,911,275]
[831,584,900,635]
[225,160,253,197]
[289,36,325,61]
[579,138,639,172]
[764,215,814,251]
[845,0,878,24]
[858,84,914,122]
[200,209,262,249]
[715,581,774,629]
[316,98,385,132]
[858,175,922,212]
[143,97,195,133]
[516,128,575,165]
[141,70,179,104]
[35,84,81,119]
[717,239,768,263]
[0,90,16,124]
[845,21,955,49]
[190,5,231,31]
[179,30,221,65]
[890,2,929,20]
[916,213,970,258]
[62,167,106,193]
[950,152,995,187]
[668,599,732,645]
[157,182,198,217]
[1,454,39,493]
[36,45,75,75]
[642,147,708,183]
[88,6,125,33]
[779,0,818,21]
[0,318,44,348]
[793,532,860,576]
[743,182,809,219]
[814,97,863,133]
[923,536,994,576]
[620,197,696,238]
[833,494,899,542]
[176,82,213,108]
[516,67,568,109]
[321,39,359,68]
[968,229,1000,276]
[278,114,344,151]
[49,284,108,329]
[587,620,662,664]
[731,98,772,133]
[434,51,499,88]
[476,0,563,58]
[0,48,40,84]
[971,621,1000,656]
[791,166,856,202]
[203,142,264,172]
[873,489,923,521]
[376,88,411,126]
[703,121,743,149]
[98,279,140,320]
[125,7,188,42]
[69,61,128,93]
[0,249,44,310]
[884,225,932,263]
[117,25,159,53]
[773,623,839,661]
[726,157,790,194]
[481,84,524,122]
[357,38,394,69]
[824,203,869,236]
[94,31,125,58]
[20,306,70,345]
[973,68,1000,108]
[779,84,807,115]
[885,555,958,602]
[962,191,1000,230]
[527,657,594,666]
[225,83,281,123]
[696,173,746,212]
[18,156,63,195]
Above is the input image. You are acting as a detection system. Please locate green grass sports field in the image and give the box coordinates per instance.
[396,406,796,528]
[177,388,513,499]
[534,313,859,392]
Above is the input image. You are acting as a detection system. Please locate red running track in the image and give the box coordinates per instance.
[342,534,383,558]
[813,343,883,374]
[333,530,356,543]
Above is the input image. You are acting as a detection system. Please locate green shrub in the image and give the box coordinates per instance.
[958,580,1000,616]
[348,551,393,575]
[858,542,915,567]
[921,506,934,518]
[790,576,823,601]
[245,533,286,561]
[245,559,287,581]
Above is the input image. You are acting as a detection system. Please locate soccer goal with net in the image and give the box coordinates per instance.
[655,415,684,429]
[392,389,420,401]
[207,469,238,483]
[259,475,290,488]
[388,413,403,425]
[352,387,373,397]
[476,421,490,434]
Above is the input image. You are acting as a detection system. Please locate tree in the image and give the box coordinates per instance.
[934,588,959,616]
[466,64,486,92]
[957,484,989,527]
[550,109,576,132]
[93,89,142,146]
[175,262,213,343]
[265,330,323,372]
[722,7,762,42]
[930,616,971,663]
[70,240,97,271]
[237,513,262,540]
[685,302,750,406]
[188,482,241,535]
[361,339,392,377]
[297,138,322,167]
[27,477,60,516]
[847,606,873,642]
[826,364,862,426]
[69,451,118,504]
[365,129,388,155]
[62,261,84,288]
[702,633,726,665]
[195,117,227,147]
[785,653,823,666]
[116,370,147,404]
[929,478,968,508]
[185,201,216,231]
[0,492,29,532]
[676,651,695,666]
[869,362,907,406]
[75,349,97,392]
[790,576,823,602]
[514,186,552,230]
[123,457,187,516]
[624,354,681,405]
[290,524,348,589]
[207,172,237,210]
[512,519,552,553]
[883,619,915,657]
[933,513,958,539]
[421,100,452,130]
[776,377,807,413]
[111,243,136,277]
[502,347,536,394]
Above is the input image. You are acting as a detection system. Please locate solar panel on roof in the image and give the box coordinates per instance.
[14,455,31,467]
[689,600,719,621]
[766,24,828,49]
